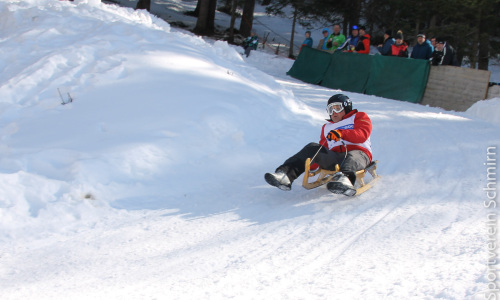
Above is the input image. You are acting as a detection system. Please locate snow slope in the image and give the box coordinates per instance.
[1,1,499,299]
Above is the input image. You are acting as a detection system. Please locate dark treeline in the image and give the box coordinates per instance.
[188,0,500,70]
[265,0,500,69]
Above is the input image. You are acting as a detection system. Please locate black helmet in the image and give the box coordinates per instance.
[327,94,352,114]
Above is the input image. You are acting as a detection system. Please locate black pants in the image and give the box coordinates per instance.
[276,142,370,184]
[244,46,253,57]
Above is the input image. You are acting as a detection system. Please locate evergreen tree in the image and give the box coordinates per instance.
[257,0,499,68]
[265,0,316,58]
[360,0,499,69]
[313,0,361,36]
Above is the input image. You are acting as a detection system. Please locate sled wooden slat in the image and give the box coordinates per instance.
[355,175,380,195]
[302,158,339,190]
[302,158,380,196]
[354,160,380,195]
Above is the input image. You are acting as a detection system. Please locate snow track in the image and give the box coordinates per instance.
[0,1,498,299]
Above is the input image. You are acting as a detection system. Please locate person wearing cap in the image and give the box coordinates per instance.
[242,30,259,57]
[337,25,360,52]
[264,94,373,196]
[431,38,459,66]
[352,25,371,54]
[377,29,395,56]
[317,28,331,50]
[410,33,433,60]
[390,30,408,57]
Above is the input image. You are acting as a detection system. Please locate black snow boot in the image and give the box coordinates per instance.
[265,171,292,191]
[327,172,356,196]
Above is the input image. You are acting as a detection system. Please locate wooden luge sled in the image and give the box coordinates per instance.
[302,158,380,196]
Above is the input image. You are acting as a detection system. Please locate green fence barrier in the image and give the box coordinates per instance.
[365,55,430,103]
[321,52,372,94]
[286,46,332,84]
[286,50,430,104]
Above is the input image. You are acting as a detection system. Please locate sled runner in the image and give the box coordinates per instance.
[302,158,380,196]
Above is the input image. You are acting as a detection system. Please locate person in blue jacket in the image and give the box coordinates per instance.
[336,25,360,52]
[299,31,313,54]
[302,31,313,48]
[377,29,395,56]
[410,33,433,60]
[317,28,331,50]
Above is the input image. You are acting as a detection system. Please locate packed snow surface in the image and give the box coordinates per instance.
[1,1,499,299]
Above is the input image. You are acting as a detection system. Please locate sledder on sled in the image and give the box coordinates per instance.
[265,94,380,197]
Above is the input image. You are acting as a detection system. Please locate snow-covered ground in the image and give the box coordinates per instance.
[1,0,499,299]
[108,0,332,56]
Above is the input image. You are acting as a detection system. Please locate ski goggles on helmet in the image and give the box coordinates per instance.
[326,102,344,114]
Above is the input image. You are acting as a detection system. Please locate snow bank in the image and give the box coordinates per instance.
[0,0,309,240]
[466,97,500,126]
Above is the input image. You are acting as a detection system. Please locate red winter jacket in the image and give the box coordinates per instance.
[391,42,408,57]
[319,109,373,161]
[354,34,371,54]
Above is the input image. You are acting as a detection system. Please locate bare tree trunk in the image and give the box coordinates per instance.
[194,0,210,35]
[414,17,420,45]
[193,0,216,36]
[135,0,151,12]
[349,0,361,28]
[429,14,437,37]
[207,0,217,34]
[478,7,490,70]
[221,0,232,11]
[471,28,480,69]
[228,0,237,43]
[239,0,256,37]
[342,18,348,36]
[289,8,297,59]
[478,32,490,70]
[194,0,200,17]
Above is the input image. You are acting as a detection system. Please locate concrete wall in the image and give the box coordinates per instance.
[420,66,491,111]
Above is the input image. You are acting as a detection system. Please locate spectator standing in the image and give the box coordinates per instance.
[299,31,313,55]
[390,30,408,57]
[410,33,433,60]
[431,38,459,66]
[430,37,437,48]
[377,29,395,56]
[352,26,370,54]
[317,28,331,50]
[338,25,360,52]
[301,31,313,48]
[242,30,259,57]
[326,24,346,51]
